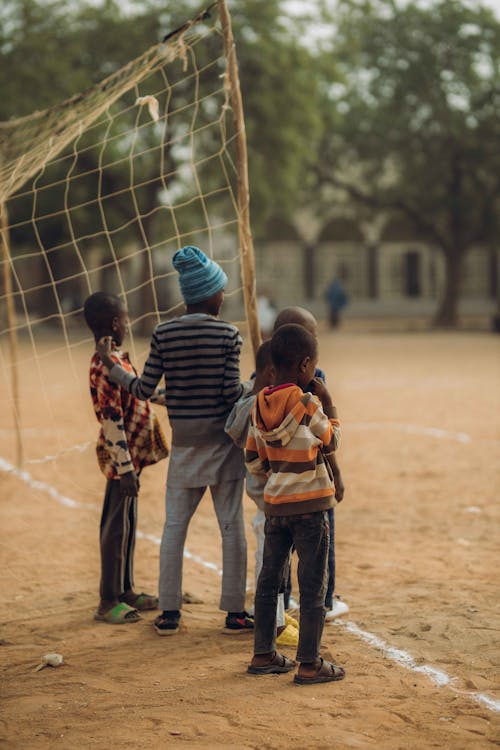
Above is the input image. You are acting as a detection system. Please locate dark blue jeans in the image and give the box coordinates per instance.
[284,507,335,608]
[325,507,335,608]
[254,511,329,663]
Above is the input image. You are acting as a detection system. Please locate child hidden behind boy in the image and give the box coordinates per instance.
[84,292,169,624]
[273,307,348,621]
[246,323,346,684]
[225,340,300,647]
[96,246,252,635]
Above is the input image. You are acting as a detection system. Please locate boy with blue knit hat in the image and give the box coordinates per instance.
[97,245,252,635]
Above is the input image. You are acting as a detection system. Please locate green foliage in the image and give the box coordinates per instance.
[316,0,500,324]
[231,2,328,226]
[0,0,326,233]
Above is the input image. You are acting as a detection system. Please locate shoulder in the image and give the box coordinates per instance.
[215,318,242,336]
[90,352,104,377]
[154,319,177,336]
[300,391,321,413]
[215,319,242,349]
[315,367,326,382]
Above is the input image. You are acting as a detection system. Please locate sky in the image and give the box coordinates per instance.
[284,0,500,18]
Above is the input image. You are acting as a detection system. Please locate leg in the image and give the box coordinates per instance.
[123,494,137,597]
[158,485,205,612]
[324,507,335,609]
[252,508,266,593]
[292,510,345,684]
[119,494,159,611]
[324,508,349,621]
[276,593,286,628]
[211,479,247,613]
[293,511,329,665]
[99,479,134,608]
[284,548,294,609]
[253,517,292,658]
[276,552,290,628]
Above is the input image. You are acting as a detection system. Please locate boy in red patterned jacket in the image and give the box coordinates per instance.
[84,292,169,624]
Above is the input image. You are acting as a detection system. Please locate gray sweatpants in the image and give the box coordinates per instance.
[158,479,246,612]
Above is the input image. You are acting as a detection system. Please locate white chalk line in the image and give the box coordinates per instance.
[348,422,473,444]
[1,454,499,715]
[335,621,500,713]
[0,420,492,468]
[24,442,93,465]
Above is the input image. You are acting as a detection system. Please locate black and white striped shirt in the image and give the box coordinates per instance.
[110,314,243,446]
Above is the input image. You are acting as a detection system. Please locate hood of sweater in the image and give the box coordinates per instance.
[255,384,316,447]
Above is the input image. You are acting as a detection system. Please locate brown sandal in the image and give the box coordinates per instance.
[120,592,159,611]
[247,652,296,675]
[293,658,345,685]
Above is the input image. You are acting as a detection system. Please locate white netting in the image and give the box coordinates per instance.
[0,4,253,473]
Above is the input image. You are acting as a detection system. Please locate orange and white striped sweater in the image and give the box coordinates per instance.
[245,383,341,516]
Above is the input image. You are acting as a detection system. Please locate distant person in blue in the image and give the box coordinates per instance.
[325,277,348,328]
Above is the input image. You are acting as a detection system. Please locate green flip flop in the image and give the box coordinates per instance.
[94,602,141,624]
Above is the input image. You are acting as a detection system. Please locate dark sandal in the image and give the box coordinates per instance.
[247,652,296,675]
[293,657,345,685]
[154,611,180,636]
[94,602,141,624]
[120,592,159,611]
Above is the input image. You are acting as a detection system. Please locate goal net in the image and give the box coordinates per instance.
[0,2,258,476]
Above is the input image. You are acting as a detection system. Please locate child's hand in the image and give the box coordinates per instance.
[97,336,116,370]
[119,470,139,499]
[310,377,333,408]
[333,469,345,503]
[150,388,166,406]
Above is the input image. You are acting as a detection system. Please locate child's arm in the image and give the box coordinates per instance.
[244,424,270,478]
[323,449,345,503]
[149,387,166,406]
[93,363,139,497]
[309,377,341,452]
[307,378,345,500]
[97,333,163,401]
[221,329,244,404]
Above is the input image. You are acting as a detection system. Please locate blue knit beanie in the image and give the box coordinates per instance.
[172,245,228,305]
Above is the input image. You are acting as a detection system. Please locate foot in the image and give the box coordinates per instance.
[247,651,296,675]
[120,591,159,611]
[94,602,141,624]
[325,596,349,621]
[154,610,181,636]
[294,657,345,685]
[223,611,254,634]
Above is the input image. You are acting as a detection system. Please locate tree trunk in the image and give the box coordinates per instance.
[432,249,464,328]
[303,243,316,300]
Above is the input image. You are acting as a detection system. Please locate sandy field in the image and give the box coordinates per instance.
[0,326,499,749]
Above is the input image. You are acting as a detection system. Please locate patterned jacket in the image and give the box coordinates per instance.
[89,350,168,479]
[245,384,340,516]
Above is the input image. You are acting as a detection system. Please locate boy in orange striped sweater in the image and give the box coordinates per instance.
[245,323,345,684]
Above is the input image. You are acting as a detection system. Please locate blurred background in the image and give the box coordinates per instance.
[1,0,499,332]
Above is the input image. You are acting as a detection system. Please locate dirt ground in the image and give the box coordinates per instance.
[0,326,499,749]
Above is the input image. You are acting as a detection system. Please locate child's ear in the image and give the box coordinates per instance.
[299,356,310,373]
[111,316,118,331]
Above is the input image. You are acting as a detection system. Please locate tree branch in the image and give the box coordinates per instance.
[318,166,448,249]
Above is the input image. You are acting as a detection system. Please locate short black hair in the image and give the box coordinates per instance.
[273,306,317,332]
[270,323,317,369]
[83,292,123,335]
[255,340,272,374]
